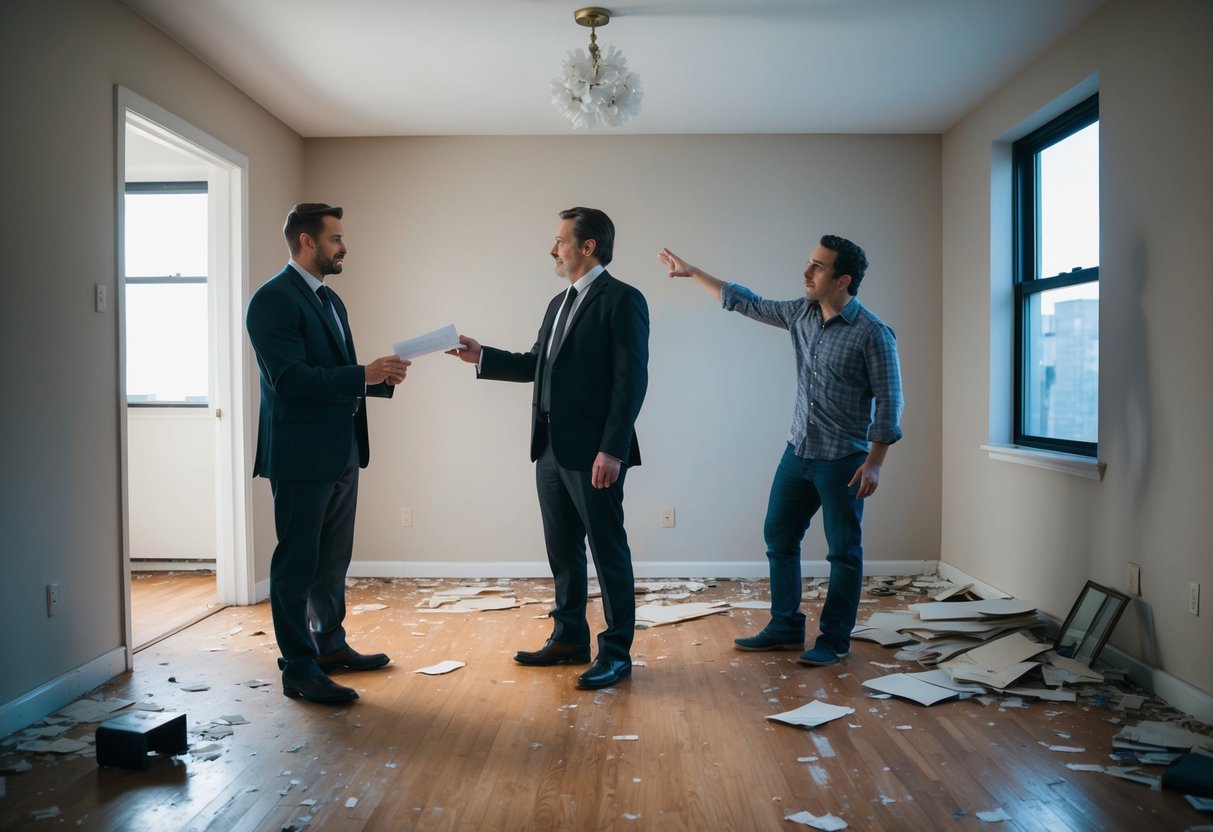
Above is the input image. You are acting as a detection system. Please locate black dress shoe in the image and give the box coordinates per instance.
[576,657,632,690]
[282,673,359,704]
[316,646,391,672]
[514,639,591,666]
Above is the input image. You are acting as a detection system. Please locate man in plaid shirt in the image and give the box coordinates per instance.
[658,235,904,666]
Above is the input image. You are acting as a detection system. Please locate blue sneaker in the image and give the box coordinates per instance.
[734,631,805,652]
[797,644,850,666]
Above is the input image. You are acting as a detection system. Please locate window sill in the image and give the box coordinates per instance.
[981,444,1105,480]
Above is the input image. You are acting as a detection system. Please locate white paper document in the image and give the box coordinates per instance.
[766,700,855,729]
[393,323,461,360]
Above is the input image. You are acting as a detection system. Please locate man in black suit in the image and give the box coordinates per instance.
[451,207,649,690]
[246,203,410,704]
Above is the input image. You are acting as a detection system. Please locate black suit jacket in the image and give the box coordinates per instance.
[479,271,649,470]
[246,266,392,482]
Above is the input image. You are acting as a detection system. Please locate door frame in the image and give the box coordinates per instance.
[115,86,254,667]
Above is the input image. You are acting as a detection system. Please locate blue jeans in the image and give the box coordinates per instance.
[763,443,866,653]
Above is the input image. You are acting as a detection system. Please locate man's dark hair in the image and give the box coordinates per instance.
[559,207,615,267]
[284,203,343,255]
[820,234,868,296]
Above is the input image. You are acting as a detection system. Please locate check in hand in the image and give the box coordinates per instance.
[366,354,410,385]
[447,334,480,365]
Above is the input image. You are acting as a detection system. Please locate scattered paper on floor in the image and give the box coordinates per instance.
[766,701,855,729]
[413,660,466,675]
[784,809,848,830]
[634,601,731,628]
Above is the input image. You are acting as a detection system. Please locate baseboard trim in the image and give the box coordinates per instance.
[345,559,937,581]
[129,561,217,573]
[938,562,1213,724]
[0,647,127,740]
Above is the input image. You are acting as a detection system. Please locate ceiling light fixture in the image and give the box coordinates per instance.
[551,7,643,129]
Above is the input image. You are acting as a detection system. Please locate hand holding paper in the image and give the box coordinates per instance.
[393,324,462,361]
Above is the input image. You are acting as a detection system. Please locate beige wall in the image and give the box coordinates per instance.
[299,134,942,576]
[0,0,302,706]
[6,0,1207,726]
[941,0,1213,694]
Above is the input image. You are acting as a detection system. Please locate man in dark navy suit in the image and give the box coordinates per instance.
[246,203,410,704]
[451,207,649,690]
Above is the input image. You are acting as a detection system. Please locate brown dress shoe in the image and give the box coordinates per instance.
[514,638,591,666]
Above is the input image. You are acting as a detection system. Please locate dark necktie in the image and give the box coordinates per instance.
[316,286,349,360]
[540,285,579,415]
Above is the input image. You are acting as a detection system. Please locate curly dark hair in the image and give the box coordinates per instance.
[284,203,343,255]
[820,234,868,295]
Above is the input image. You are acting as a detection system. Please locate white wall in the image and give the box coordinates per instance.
[297,134,942,576]
[127,410,215,559]
[941,0,1213,695]
[0,0,303,709]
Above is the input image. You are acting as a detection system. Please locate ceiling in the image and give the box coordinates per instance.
[119,0,1105,137]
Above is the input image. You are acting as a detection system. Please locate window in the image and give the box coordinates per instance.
[1013,95,1098,455]
[124,182,209,406]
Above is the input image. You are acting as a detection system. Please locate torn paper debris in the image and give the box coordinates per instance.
[54,698,133,723]
[784,809,848,830]
[766,701,855,729]
[421,596,528,613]
[909,599,1035,621]
[351,603,388,615]
[1116,721,1213,752]
[634,601,731,628]
[413,660,466,675]
[976,807,1013,822]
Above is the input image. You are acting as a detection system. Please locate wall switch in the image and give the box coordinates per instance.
[47,583,60,617]
[399,507,413,527]
[1126,562,1141,595]
[1190,582,1200,616]
[95,284,107,312]
[660,506,675,528]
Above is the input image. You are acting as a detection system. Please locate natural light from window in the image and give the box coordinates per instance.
[124,190,209,404]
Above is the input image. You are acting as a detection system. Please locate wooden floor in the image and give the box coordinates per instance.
[1,578,1207,831]
[130,570,225,651]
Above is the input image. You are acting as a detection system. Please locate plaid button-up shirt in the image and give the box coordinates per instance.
[721,283,904,461]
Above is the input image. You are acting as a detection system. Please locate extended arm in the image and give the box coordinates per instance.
[658,248,725,301]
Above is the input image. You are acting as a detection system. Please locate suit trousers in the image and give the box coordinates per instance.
[269,438,360,675]
[534,427,635,661]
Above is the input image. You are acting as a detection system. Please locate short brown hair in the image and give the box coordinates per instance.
[283,203,343,255]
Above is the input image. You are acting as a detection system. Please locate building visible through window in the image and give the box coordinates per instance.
[1014,96,1098,455]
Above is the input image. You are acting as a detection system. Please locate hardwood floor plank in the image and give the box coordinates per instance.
[2,577,1208,831]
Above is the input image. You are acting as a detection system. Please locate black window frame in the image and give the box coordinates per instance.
[124,180,210,408]
[1012,93,1099,456]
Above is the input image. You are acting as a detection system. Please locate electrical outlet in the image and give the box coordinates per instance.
[95,284,107,312]
[47,583,60,617]
[1190,582,1200,616]
[399,507,413,527]
[1126,562,1141,595]
[660,506,675,528]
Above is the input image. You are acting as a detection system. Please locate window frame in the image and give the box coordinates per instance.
[124,180,210,408]
[1012,93,1099,457]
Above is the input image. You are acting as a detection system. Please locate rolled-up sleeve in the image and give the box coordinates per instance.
[865,325,904,445]
[721,283,803,330]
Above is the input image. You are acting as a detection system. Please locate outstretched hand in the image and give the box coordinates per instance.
[658,248,696,278]
[366,355,410,385]
[447,334,481,365]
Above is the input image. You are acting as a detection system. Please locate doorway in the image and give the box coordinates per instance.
[116,88,254,661]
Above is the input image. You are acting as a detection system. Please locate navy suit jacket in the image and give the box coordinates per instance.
[479,271,649,470]
[246,266,392,482]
